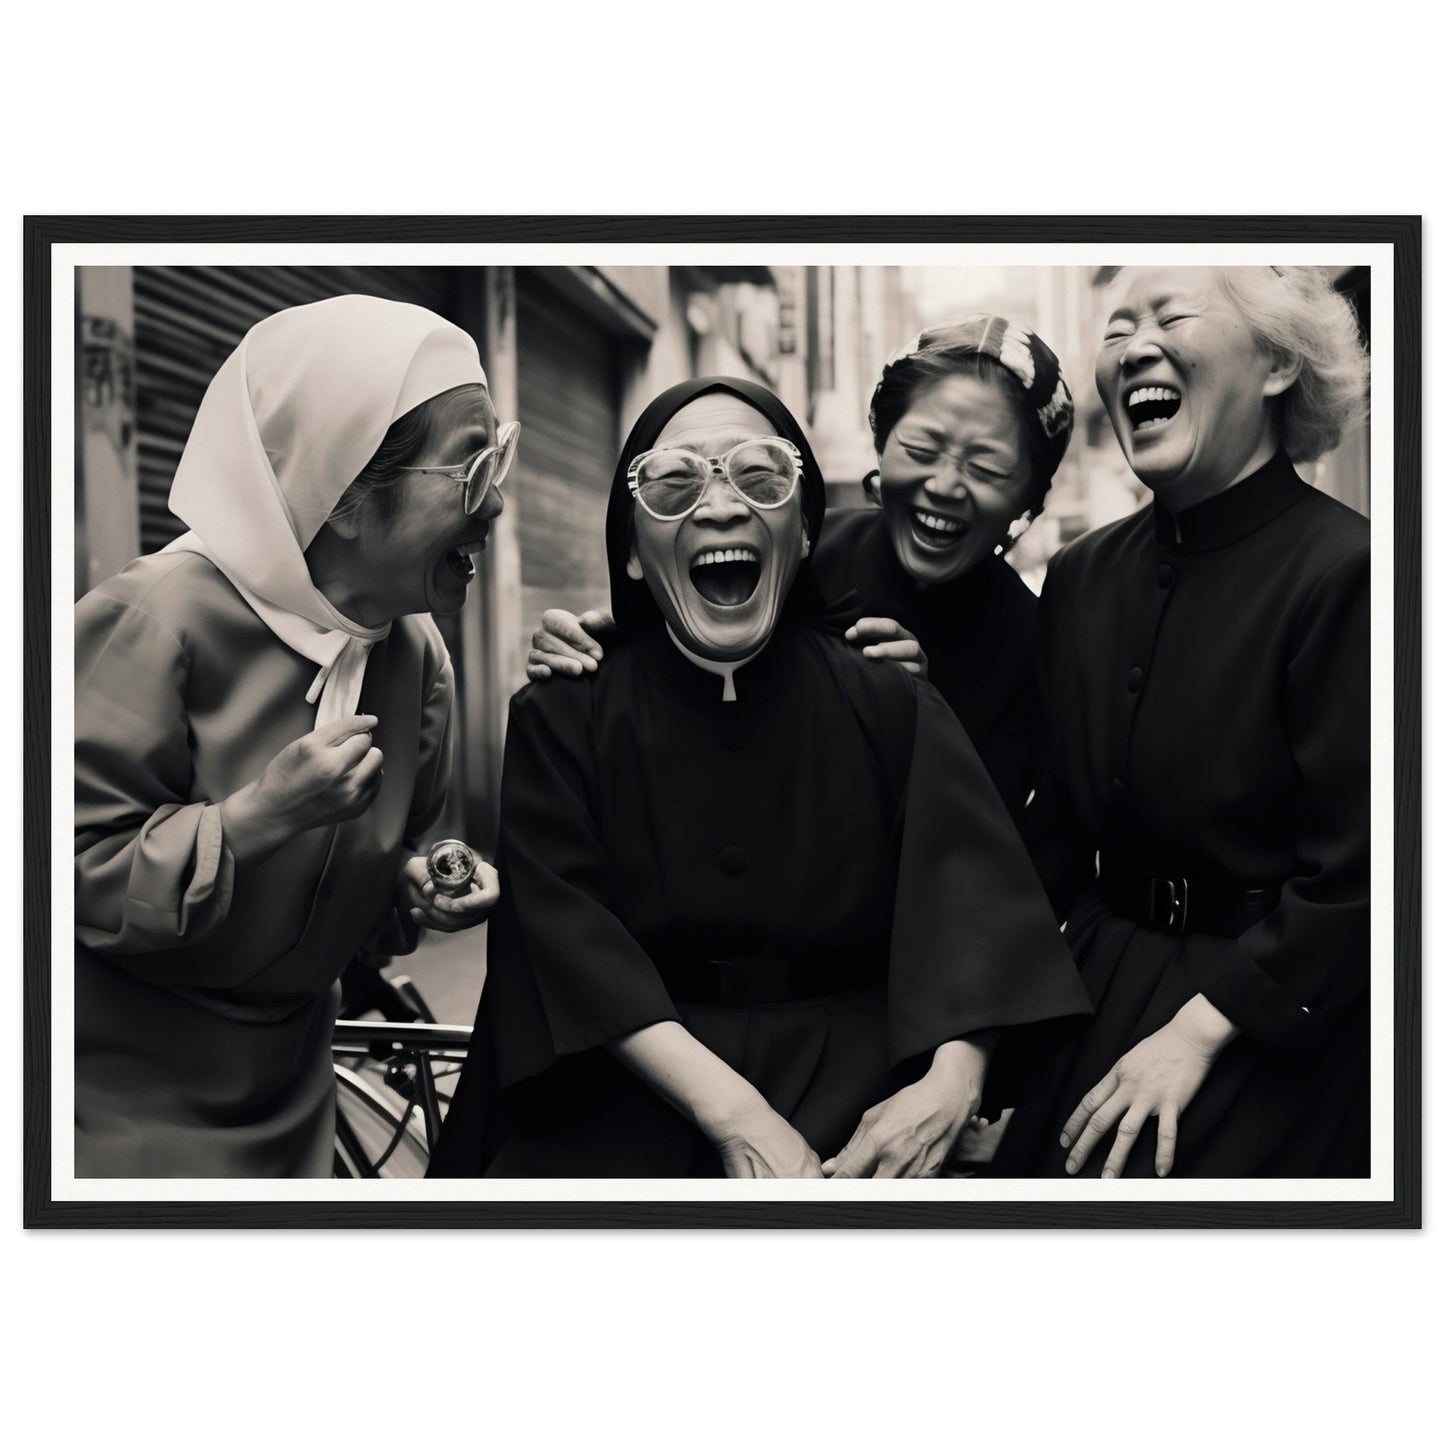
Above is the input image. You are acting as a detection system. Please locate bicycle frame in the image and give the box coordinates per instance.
[331,1019,473,1169]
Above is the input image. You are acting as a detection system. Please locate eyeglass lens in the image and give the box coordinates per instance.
[465,423,519,512]
[635,440,796,518]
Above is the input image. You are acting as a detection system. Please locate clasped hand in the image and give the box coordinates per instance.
[843,617,928,678]
[822,1041,986,1178]
[712,1094,824,1179]
[397,852,500,934]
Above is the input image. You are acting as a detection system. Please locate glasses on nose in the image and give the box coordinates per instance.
[402,420,521,514]
[626,437,802,521]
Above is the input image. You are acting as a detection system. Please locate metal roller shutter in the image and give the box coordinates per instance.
[514,273,621,655]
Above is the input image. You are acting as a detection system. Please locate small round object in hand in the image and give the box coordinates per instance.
[426,839,478,896]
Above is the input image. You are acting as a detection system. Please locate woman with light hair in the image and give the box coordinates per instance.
[992,265,1373,1179]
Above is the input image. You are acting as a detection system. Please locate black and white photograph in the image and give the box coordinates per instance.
[24,221,1418,1228]
[10,8,1442,1438]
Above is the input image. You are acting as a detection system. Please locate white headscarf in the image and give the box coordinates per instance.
[163,294,488,725]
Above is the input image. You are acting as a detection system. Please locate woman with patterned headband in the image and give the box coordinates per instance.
[525,315,1074,821]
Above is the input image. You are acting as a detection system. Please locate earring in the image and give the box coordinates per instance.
[994,510,1035,557]
[801,534,811,558]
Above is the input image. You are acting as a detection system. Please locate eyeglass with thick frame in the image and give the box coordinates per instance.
[401,420,521,514]
[626,436,803,521]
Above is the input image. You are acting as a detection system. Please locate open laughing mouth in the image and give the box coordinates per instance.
[909,507,969,551]
[690,546,761,607]
[445,533,488,582]
[1125,385,1182,435]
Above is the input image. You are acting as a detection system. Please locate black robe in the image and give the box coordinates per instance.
[995,453,1370,1178]
[810,508,1041,818]
[430,620,1090,1178]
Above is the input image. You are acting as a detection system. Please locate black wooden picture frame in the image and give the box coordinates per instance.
[24,215,1421,1228]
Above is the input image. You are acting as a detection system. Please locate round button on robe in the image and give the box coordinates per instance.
[1127,667,1144,694]
[1157,563,1175,588]
[716,845,747,875]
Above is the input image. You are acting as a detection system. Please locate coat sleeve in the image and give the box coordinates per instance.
[483,684,681,1088]
[74,591,236,956]
[362,648,458,960]
[405,649,455,849]
[1190,545,1371,1050]
[887,679,1093,1075]
[1019,556,1100,921]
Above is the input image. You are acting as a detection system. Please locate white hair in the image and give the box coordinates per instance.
[1214,266,1370,462]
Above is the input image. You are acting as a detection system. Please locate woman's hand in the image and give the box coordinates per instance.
[823,1037,990,1178]
[221,715,384,863]
[1060,995,1239,1178]
[710,1093,825,1179]
[844,617,929,678]
[949,1108,1013,1168]
[397,852,500,933]
[607,1021,823,1178]
[526,608,613,681]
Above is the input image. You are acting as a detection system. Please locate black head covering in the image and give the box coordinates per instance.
[605,376,829,634]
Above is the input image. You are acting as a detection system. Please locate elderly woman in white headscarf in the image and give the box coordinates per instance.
[73,295,512,1178]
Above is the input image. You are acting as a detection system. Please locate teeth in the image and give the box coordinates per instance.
[452,539,486,558]
[1127,386,1181,406]
[913,511,965,535]
[692,547,759,567]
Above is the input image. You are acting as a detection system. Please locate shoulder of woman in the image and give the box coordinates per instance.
[508,637,626,735]
[803,625,922,717]
[968,553,1040,616]
[1292,483,1370,556]
[1037,509,1151,602]
[395,610,449,661]
[814,506,877,557]
[75,551,247,655]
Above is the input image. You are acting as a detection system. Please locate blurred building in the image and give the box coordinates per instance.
[804,265,919,511]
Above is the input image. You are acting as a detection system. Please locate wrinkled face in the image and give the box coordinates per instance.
[627,394,807,661]
[877,374,1034,586]
[352,388,504,620]
[1095,267,1283,507]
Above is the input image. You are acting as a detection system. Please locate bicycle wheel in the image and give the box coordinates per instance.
[333,1063,432,1178]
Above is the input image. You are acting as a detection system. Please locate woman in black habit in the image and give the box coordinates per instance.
[429,377,1090,1178]
[993,265,1372,1179]
[526,316,1076,819]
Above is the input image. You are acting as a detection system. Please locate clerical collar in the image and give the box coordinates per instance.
[1150,450,1305,553]
[665,625,764,702]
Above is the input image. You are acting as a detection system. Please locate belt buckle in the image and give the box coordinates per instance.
[1147,875,1189,933]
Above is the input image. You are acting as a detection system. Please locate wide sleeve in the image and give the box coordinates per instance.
[1189,545,1370,1051]
[405,649,456,849]
[74,591,236,956]
[483,684,681,1088]
[887,679,1093,1072]
[361,649,458,961]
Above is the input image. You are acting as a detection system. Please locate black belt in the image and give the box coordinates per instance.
[653,951,883,1007]
[1099,858,1280,938]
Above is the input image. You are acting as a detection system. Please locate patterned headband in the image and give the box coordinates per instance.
[880,314,1075,476]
